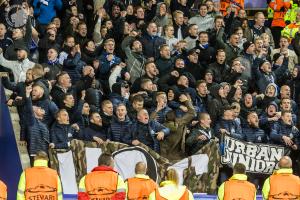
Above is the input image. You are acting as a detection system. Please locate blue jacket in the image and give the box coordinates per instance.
[150,106,172,124]
[270,120,300,146]
[24,97,50,155]
[243,126,268,143]
[109,116,132,145]
[109,92,129,108]
[215,118,245,140]
[50,122,78,149]
[63,53,86,85]
[139,34,166,59]
[33,0,62,25]
[82,123,108,141]
[32,98,58,127]
[131,120,170,152]
[98,52,121,80]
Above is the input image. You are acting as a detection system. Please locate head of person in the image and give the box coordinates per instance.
[214,16,224,30]
[16,47,28,61]
[102,100,113,116]
[12,28,24,40]
[279,36,289,49]
[164,25,174,38]
[135,161,147,175]
[173,10,184,25]
[141,79,154,91]
[104,38,115,54]
[33,106,46,120]
[254,12,265,27]
[261,33,270,47]
[232,102,241,118]
[266,102,278,117]
[280,98,292,111]
[216,49,226,64]
[281,110,293,125]
[135,6,145,19]
[130,39,143,53]
[47,48,59,61]
[204,70,213,83]
[196,80,208,96]
[137,109,149,124]
[254,37,264,52]
[82,102,90,115]
[90,112,102,126]
[280,85,291,98]
[166,168,179,185]
[31,84,45,100]
[34,151,49,163]
[223,106,234,120]
[205,0,214,12]
[0,23,7,38]
[188,24,198,37]
[229,33,239,47]
[243,93,253,108]
[56,109,70,125]
[243,41,255,55]
[234,27,244,40]
[84,40,96,53]
[98,153,114,167]
[159,44,171,59]
[187,49,199,64]
[177,75,189,88]
[198,31,209,45]
[199,112,211,128]
[278,156,293,169]
[156,92,167,105]
[238,9,247,18]
[32,64,45,80]
[112,4,121,18]
[159,3,167,16]
[147,22,158,36]
[57,72,71,89]
[233,163,246,174]
[199,4,208,17]
[132,95,144,112]
[63,93,75,108]
[174,58,185,69]
[247,111,259,128]
[26,69,33,83]
[145,61,158,77]
[260,60,272,73]
[116,104,127,121]
[265,83,277,97]
[64,36,75,48]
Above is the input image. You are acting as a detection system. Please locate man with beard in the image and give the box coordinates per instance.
[131,61,159,93]
[243,112,267,143]
[0,45,35,83]
[83,112,108,144]
[31,83,58,127]
[121,35,146,83]
[155,44,174,76]
[270,110,300,150]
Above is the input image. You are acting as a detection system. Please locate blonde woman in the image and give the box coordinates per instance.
[149,169,194,200]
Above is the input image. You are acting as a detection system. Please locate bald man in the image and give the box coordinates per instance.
[262,156,300,199]
[125,162,157,200]
[131,109,170,152]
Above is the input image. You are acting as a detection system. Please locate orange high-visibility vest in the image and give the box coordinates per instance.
[269,0,291,27]
[269,173,300,200]
[0,180,7,200]
[25,167,58,200]
[127,177,157,200]
[154,188,189,200]
[220,0,244,16]
[85,171,118,199]
[223,179,256,200]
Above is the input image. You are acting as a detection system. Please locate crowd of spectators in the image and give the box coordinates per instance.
[1,0,300,191]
